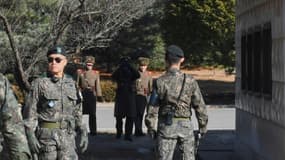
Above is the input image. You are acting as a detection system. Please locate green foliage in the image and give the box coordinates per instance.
[101,80,116,102]
[161,0,235,68]
[102,5,164,71]
[148,35,165,70]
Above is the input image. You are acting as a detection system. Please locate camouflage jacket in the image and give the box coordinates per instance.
[0,73,31,159]
[23,74,84,132]
[145,68,208,132]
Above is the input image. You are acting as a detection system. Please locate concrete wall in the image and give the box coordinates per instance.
[235,109,285,160]
[235,0,285,159]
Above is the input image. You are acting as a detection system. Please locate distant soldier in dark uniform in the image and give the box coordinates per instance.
[134,57,152,136]
[145,45,208,160]
[0,73,31,160]
[112,57,140,141]
[78,56,103,136]
[64,56,83,81]
[23,46,88,160]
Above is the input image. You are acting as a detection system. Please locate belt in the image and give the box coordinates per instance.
[83,87,93,91]
[39,122,60,129]
[173,117,190,120]
[39,121,69,129]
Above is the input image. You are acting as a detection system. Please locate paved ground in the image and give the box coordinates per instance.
[78,104,236,160]
[78,130,235,160]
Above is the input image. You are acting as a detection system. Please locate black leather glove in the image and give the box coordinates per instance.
[199,127,207,138]
[148,129,157,139]
[26,129,41,154]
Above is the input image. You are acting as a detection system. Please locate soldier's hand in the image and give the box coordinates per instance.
[26,130,41,154]
[148,129,157,139]
[199,127,207,139]
[79,127,88,153]
[97,96,104,103]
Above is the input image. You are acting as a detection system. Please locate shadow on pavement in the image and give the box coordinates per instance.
[78,130,236,160]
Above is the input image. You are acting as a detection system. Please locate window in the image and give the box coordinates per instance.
[241,34,247,90]
[240,23,272,97]
[253,27,262,93]
[262,23,272,95]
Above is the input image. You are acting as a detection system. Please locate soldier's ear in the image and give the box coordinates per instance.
[180,57,185,63]
[63,58,68,66]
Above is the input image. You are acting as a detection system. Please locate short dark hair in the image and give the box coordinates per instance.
[165,54,181,64]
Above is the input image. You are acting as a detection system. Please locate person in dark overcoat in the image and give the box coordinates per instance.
[112,57,140,141]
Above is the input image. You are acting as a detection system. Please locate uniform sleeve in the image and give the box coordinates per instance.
[111,68,119,82]
[1,76,31,158]
[23,79,40,131]
[77,73,84,89]
[95,73,102,97]
[145,81,159,131]
[148,74,153,95]
[191,80,208,133]
[73,88,84,131]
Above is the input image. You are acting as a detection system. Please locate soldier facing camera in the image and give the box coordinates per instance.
[112,56,140,141]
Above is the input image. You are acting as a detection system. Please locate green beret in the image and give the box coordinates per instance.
[138,57,149,66]
[47,45,66,57]
[166,45,184,58]
[85,56,95,64]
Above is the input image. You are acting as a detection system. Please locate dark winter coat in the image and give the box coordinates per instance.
[112,62,140,118]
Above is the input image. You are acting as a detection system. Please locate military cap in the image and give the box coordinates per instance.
[138,57,150,66]
[166,45,184,58]
[47,45,66,57]
[85,56,95,64]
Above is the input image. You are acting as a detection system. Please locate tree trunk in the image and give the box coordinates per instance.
[0,14,30,91]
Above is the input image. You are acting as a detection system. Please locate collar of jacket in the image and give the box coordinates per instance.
[167,68,181,75]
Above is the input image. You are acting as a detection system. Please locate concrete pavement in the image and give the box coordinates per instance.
[79,103,236,160]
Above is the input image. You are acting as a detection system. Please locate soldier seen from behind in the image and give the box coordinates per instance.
[112,56,140,141]
[145,45,208,160]
[23,45,88,160]
[134,57,152,137]
[0,73,31,160]
[78,56,103,136]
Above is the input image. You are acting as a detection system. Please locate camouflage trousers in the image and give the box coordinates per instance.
[156,118,195,160]
[36,128,78,160]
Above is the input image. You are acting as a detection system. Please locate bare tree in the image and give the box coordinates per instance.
[0,0,156,91]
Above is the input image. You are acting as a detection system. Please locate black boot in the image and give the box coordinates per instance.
[124,135,133,142]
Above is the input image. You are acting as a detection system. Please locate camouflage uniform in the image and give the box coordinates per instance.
[134,57,152,136]
[23,74,86,160]
[0,73,31,160]
[145,45,208,160]
[78,56,102,135]
[23,46,88,159]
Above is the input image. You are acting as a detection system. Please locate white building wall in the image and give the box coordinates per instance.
[235,0,285,159]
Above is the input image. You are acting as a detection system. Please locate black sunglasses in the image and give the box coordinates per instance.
[48,57,63,63]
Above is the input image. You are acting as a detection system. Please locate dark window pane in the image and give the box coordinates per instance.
[262,23,272,95]
[241,34,247,90]
[253,28,261,92]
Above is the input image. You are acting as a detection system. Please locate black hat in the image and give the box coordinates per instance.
[166,45,184,58]
[47,45,66,57]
